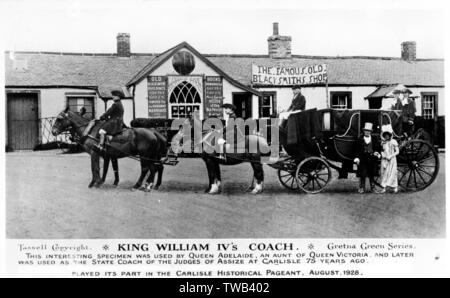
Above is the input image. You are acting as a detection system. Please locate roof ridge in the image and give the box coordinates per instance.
[4,50,157,57]
[205,53,444,61]
[5,50,443,61]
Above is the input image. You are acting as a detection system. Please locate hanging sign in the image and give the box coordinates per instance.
[251,63,327,86]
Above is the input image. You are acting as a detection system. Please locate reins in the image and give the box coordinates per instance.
[56,114,168,165]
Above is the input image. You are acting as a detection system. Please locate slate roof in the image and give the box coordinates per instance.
[5,52,155,98]
[5,44,445,100]
[205,55,444,87]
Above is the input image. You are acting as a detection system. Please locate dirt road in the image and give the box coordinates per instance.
[6,151,446,238]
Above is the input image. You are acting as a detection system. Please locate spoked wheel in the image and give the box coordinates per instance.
[277,158,300,190]
[397,139,439,192]
[295,156,331,194]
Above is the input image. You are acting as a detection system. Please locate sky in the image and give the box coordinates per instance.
[0,0,447,58]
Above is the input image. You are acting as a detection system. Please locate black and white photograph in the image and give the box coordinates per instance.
[1,0,448,279]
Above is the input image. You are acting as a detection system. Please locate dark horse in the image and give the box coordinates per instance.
[52,108,167,191]
[171,119,271,194]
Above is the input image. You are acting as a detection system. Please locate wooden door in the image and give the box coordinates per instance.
[7,93,39,150]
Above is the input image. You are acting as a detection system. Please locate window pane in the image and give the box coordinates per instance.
[262,107,271,117]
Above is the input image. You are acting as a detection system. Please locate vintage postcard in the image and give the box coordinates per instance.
[1,0,449,282]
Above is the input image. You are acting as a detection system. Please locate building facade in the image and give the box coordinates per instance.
[5,24,445,150]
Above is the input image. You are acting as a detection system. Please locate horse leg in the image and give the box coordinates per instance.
[144,163,158,192]
[132,159,149,190]
[153,164,164,190]
[90,153,102,188]
[112,158,119,186]
[250,162,264,194]
[246,177,256,192]
[208,159,221,195]
[101,155,110,184]
[213,161,222,193]
[202,156,214,193]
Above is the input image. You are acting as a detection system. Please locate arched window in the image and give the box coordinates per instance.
[169,81,201,118]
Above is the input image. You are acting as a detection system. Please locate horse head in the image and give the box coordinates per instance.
[52,107,72,136]
[52,107,89,136]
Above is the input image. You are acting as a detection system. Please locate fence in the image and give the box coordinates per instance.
[38,117,74,149]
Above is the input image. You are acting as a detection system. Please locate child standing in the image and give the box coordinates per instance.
[379,124,399,193]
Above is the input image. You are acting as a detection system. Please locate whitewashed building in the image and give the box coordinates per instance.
[5,24,444,150]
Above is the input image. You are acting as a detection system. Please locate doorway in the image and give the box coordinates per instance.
[7,92,39,150]
[232,92,252,119]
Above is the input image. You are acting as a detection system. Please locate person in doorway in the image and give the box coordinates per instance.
[96,89,125,152]
[379,124,399,194]
[354,122,381,193]
[217,103,239,161]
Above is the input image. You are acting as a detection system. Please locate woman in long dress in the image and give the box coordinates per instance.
[379,124,399,193]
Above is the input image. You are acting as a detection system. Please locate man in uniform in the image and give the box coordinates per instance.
[97,89,125,151]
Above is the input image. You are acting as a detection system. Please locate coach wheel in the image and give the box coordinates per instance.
[397,139,439,191]
[295,156,331,194]
[277,158,300,190]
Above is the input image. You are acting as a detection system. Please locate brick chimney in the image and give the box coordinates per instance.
[268,22,292,59]
[401,41,416,61]
[117,33,130,57]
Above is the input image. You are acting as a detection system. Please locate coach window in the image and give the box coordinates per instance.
[330,92,352,109]
[421,92,437,120]
[169,81,201,118]
[259,92,277,118]
[66,94,95,120]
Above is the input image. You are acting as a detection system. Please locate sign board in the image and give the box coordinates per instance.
[251,63,327,86]
[147,76,167,118]
[204,76,223,118]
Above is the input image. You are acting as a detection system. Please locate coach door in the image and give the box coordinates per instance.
[7,92,39,150]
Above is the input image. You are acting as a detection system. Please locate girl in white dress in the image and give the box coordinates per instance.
[379,124,399,193]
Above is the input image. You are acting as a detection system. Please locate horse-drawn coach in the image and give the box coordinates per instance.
[52,106,439,194]
[272,108,439,193]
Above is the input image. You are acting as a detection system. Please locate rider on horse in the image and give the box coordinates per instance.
[97,89,125,152]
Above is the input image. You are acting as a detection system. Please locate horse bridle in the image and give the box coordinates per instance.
[55,111,89,142]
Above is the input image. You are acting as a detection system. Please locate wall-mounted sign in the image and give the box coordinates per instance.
[251,63,327,86]
[204,76,223,118]
[147,76,167,118]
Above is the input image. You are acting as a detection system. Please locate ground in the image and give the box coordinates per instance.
[5,151,446,239]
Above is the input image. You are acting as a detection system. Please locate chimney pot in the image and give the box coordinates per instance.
[117,33,131,57]
[401,41,416,61]
[273,22,279,35]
